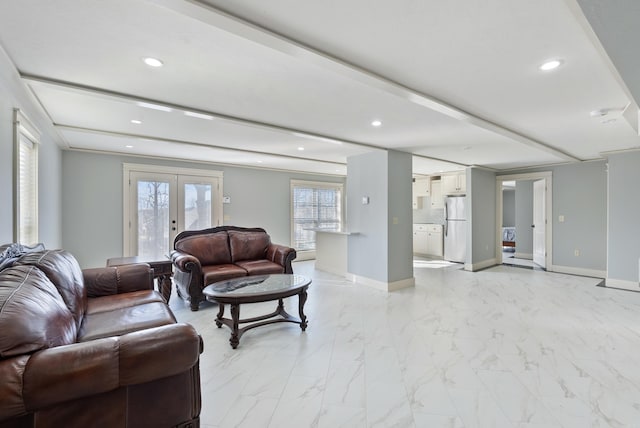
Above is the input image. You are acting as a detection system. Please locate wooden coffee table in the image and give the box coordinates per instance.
[203,274,311,349]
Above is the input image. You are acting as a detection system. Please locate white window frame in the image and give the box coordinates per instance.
[13,109,40,245]
[290,179,344,260]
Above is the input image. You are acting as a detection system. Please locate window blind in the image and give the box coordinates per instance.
[14,109,40,246]
[18,135,38,245]
[291,182,342,251]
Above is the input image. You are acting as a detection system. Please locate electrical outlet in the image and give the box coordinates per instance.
[574,249,580,257]
[559,215,565,223]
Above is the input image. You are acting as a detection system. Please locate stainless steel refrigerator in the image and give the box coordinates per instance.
[444,195,467,263]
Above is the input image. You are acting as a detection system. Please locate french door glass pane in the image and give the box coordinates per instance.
[183,183,212,230]
[137,180,170,260]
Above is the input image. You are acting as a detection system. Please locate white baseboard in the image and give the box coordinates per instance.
[345,273,415,292]
[603,278,639,291]
[548,264,605,279]
[464,258,498,272]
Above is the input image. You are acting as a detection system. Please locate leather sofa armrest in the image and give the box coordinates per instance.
[21,323,201,411]
[171,251,202,274]
[83,264,154,297]
[267,244,297,273]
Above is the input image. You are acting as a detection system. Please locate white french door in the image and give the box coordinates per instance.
[124,165,223,258]
[532,179,546,268]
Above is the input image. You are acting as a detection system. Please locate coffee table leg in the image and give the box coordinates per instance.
[298,288,308,331]
[230,303,240,349]
[216,304,225,328]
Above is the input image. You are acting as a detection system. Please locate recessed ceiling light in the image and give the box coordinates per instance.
[184,111,214,120]
[130,119,142,124]
[539,59,563,71]
[125,145,134,148]
[256,160,263,163]
[143,57,163,67]
[298,147,305,151]
[371,120,382,127]
[137,102,172,112]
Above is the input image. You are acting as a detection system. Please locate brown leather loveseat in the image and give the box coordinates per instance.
[0,249,202,428]
[171,226,296,311]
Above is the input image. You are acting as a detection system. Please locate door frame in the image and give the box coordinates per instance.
[495,171,552,270]
[123,163,224,256]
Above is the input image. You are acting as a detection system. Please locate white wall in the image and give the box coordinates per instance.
[347,150,413,284]
[0,46,62,247]
[499,160,607,271]
[607,151,640,282]
[61,151,344,268]
[468,167,496,267]
[347,151,389,282]
[502,188,515,227]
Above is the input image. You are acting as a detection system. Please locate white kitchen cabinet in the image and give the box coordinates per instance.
[413,224,429,254]
[412,177,430,209]
[426,224,443,257]
[442,172,466,195]
[413,224,443,257]
[430,179,444,208]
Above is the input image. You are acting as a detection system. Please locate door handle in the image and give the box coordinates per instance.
[531,224,535,228]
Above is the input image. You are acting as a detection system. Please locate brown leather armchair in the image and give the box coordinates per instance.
[171,226,296,311]
[0,249,202,428]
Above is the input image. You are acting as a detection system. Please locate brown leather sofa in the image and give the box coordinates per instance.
[0,249,202,428]
[171,226,296,311]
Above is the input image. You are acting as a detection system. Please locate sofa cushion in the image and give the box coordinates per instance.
[202,264,247,286]
[175,232,231,265]
[77,302,176,342]
[86,290,165,315]
[234,260,285,276]
[0,266,76,357]
[229,231,270,263]
[14,249,87,330]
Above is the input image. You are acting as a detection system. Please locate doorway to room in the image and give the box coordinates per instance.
[496,172,552,270]
[123,164,223,259]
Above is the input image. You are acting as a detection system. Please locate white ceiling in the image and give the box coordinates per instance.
[0,0,638,176]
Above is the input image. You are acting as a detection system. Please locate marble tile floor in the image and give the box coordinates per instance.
[169,260,640,428]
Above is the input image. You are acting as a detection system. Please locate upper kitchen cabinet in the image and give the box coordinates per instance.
[412,177,430,209]
[430,178,444,208]
[442,172,466,195]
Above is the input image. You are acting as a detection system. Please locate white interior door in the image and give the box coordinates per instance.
[126,170,222,258]
[533,179,546,268]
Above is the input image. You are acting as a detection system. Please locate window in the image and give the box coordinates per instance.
[291,180,343,252]
[14,109,40,245]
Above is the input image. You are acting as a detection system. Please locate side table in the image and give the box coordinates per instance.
[106,256,173,302]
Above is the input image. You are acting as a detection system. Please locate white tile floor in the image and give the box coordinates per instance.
[169,260,640,428]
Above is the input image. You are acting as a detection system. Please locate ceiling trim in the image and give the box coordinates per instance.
[22,73,470,169]
[147,0,580,163]
[565,0,640,135]
[54,123,348,167]
[67,146,347,177]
